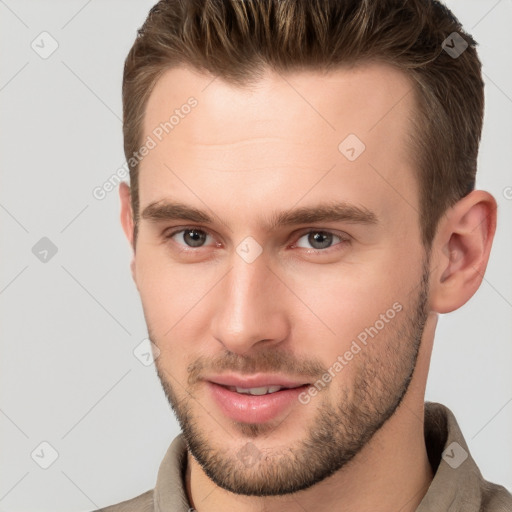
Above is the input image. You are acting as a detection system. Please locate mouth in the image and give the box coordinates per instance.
[205,376,312,424]
[223,384,306,396]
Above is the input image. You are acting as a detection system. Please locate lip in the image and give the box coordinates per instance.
[206,373,310,389]
[205,374,311,424]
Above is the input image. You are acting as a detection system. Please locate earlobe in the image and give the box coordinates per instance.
[429,190,497,314]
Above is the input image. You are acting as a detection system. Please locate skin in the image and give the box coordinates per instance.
[119,62,497,512]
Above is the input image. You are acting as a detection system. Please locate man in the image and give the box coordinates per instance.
[98,0,512,510]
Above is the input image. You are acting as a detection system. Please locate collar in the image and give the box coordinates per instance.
[151,401,508,511]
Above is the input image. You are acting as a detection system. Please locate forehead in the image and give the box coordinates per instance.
[138,62,419,232]
[143,61,416,145]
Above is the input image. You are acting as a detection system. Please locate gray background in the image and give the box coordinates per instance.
[0,0,511,510]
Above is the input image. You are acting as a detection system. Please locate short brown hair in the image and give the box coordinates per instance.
[122,0,484,249]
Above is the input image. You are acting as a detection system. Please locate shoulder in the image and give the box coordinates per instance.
[480,479,512,511]
[90,489,154,512]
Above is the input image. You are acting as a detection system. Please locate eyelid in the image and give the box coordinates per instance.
[292,227,351,241]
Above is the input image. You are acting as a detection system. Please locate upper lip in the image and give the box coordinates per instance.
[206,374,310,389]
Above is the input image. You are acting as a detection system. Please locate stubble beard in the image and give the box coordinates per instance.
[153,257,431,496]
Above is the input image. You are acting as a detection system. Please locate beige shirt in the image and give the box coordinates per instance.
[95,402,512,511]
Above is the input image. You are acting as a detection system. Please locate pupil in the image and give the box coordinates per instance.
[309,231,332,249]
[184,229,206,247]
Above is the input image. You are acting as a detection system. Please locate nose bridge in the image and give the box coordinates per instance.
[211,249,288,352]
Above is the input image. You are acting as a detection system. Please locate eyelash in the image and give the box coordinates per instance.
[163,226,351,255]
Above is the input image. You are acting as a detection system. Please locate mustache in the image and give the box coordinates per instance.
[187,350,328,386]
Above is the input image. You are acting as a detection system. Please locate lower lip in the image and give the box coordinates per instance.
[207,382,309,424]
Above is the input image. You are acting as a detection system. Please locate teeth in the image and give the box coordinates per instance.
[228,385,284,395]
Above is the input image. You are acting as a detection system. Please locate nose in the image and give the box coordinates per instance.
[210,250,290,355]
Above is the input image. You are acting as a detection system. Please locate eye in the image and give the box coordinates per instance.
[294,230,347,251]
[163,227,350,254]
[166,227,213,248]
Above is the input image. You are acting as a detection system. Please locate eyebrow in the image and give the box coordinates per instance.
[141,200,378,230]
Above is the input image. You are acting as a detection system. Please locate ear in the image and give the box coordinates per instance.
[429,190,497,313]
[119,181,137,285]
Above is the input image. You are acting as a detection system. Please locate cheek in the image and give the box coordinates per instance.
[135,243,203,318]
[290,258,410,360]
[134,247,218,372]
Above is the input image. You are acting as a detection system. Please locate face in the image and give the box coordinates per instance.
[124,63,432,495]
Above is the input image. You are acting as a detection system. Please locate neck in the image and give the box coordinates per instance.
[186,402,433,512]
